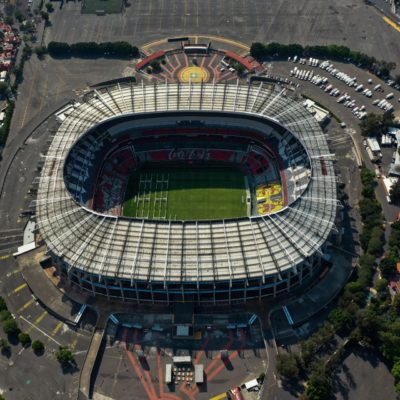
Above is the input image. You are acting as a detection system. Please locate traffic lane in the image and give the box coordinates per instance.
[359,143,398,222]
[0,120,55,233]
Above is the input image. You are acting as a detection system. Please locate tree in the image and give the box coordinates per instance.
[14,10,24,23]
[328,308,353,334]
[4,16,14,25]
[379,257,396,278]
[22,45,32,61]
[18,332,31,346]
[56,346,74,365]
[235,63,246,74]
[40,11,49,21]
[45,2,54,12]
[0,310,12,321]
[303,369,332,400]
[375,278,388,294]
[0,338,10,351]
[35,46,47,58]
[390,180,400,205]
[0,296,6,311]
[396,382,400,395]
[48,42,71,57]
[3,318,19,335]
[392,360,400,382]
[276,353,299,380]
[379,331,400,362]
[32,340,44,353]
[360,113,384,137]
[250,42,266,60]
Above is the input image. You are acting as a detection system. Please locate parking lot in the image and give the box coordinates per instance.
[265,59,400,129]
[0,256,95,399]
[93,317,267,400]
[44,0,400,71]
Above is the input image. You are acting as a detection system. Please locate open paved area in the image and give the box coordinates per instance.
[45,0,400,68]
[93,318,266,400]
[334,345,397,400]
[0,256,95,399]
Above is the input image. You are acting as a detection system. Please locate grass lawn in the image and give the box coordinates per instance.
[82,0,123,14]
[123,166,247,220]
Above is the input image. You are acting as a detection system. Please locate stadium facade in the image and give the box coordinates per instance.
[36,81,338,304]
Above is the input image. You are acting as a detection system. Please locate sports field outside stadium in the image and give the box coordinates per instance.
[82,0,123,13]
[122,166,248,220]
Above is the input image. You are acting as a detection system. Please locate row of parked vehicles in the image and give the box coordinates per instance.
[372,98,394,111]
[336,94,368,119]
[290,66,369,119]
[289,56,400,116]
[290,56,320,67]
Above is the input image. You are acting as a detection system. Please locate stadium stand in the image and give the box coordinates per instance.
[37,82,337,304]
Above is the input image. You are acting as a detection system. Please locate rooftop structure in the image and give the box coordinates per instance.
[36,81,337,304]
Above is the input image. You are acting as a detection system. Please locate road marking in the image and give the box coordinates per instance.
[210,393,228,400]
[19,316,62,346]
[17,298,35,313]
[70,332,80,350]
[383,16,400,33]
[8,283,27,296]
[0,254,10,260]
[51,321,64,337]
[20,73,36,128]
[35,310,48,324]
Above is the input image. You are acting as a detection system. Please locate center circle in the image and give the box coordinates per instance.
[179,66,209,83]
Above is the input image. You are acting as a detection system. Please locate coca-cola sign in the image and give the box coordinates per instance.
[168,148,209,161]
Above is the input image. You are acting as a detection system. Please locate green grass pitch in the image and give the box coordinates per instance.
[122,166,247,220]
[82,0,123,14]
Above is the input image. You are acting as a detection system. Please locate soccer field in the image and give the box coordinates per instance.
[122,166,247,220]
[82,0,123,14]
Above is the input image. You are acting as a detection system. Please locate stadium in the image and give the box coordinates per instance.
[36,81,337,304]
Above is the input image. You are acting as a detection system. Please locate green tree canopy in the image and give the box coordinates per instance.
[391,360,400,382]
[0,309,12,321]
[303,369,332,400]
[32,340,44,353]
[379,257,397,279]
[18,332,31,346]
[276,353,299,380]
[56,346,74,364]
[0,296,6,311]
[390,180,400,206]
[3,318,19,335]
[328,308,353,334]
